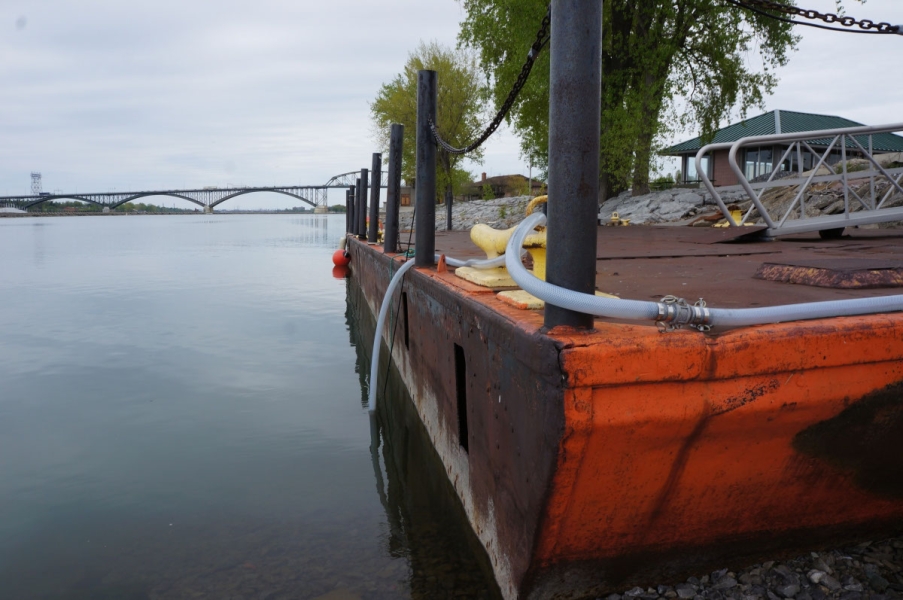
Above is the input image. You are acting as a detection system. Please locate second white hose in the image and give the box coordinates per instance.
[505,212,903,328]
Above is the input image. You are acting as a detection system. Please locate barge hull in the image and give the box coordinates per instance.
[349,236,903,599]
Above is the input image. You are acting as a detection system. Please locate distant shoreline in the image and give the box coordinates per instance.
[0,210,342,218]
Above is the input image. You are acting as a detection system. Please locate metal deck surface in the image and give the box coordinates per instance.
[422,226,903,310]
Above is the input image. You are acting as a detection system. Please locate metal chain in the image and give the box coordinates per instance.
[731,0,900,34]
[429,4,552,156]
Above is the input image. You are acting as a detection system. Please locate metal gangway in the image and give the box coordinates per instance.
[697,123,903,238]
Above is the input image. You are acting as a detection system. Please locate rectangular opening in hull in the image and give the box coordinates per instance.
[454,343,469,453]
[402,291,410,350]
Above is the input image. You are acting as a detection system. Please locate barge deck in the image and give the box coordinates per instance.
[348,224,903,600]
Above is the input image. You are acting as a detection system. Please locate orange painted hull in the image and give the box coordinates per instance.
[538,318,903,586]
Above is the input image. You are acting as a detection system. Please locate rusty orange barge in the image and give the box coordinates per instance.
[348,225,903,600]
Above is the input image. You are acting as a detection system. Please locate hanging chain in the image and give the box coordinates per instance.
[429,4,552,156]
[730,0,901,34]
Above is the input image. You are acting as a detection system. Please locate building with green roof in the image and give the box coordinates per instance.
[662,110,903,187]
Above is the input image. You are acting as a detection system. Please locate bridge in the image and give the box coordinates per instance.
[0,170,386,213]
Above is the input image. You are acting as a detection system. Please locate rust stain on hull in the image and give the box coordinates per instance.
[794,380,903,498]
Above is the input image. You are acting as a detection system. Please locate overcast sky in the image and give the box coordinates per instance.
[1,0,901,208]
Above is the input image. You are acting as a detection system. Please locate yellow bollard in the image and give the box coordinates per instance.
[456,196,547,288]
[714,208,745,228]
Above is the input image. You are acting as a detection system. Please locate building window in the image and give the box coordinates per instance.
[683,155,711,182]
[782,147,845,173]
[744,147,773,180]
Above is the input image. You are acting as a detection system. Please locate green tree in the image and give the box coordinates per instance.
[458,0,816,198]
[370,41,484,202]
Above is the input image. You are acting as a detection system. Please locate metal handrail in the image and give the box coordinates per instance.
[696,122,903,237]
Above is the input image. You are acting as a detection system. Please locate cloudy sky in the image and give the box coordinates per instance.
[1,0,901,208]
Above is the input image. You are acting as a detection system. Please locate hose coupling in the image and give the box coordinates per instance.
[656,296,712,331]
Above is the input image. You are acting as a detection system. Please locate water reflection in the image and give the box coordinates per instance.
[346,278,373,410]
[293,215,333,247]
[0,215,498,599]
[32,220,46,267]
[345,273,501,599]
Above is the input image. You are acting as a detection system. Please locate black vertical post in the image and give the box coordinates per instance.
[368,153,382,243]
[446,189,453,230]
[354,179,361,236]
[544,0,602,331]
[415,70,437,267]
[384,124,404,253]
[348,185,357,234]
[345,188,352,232]
[357,169,368,238]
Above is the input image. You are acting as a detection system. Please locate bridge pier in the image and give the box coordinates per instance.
[204,206,213,214]
[314,206,328,214]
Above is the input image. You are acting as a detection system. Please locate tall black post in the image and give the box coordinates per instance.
[384,124,404,254]
[544,0,602,331]
[368,153,382,243]
[415,70,437,267]
[354,179,361,236]
[445,189,453,230]
[345,188,352,232]
[357,168,369,239]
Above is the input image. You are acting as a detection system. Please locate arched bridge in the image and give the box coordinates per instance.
[0,171,386,212]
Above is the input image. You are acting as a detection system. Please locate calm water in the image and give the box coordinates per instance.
[0,214,496,600]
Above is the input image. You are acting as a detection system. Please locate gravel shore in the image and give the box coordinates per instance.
[600,538,903,600]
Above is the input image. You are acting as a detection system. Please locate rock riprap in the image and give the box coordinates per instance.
[600,538,903,600]
[396,196,534,232]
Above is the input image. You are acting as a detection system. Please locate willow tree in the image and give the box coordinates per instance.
[370,41,486,202]
[458,0,803,198]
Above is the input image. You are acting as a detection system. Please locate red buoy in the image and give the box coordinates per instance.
[332,265,350,279]
[332,249,350,266]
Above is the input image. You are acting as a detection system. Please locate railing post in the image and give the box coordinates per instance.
[384,124,404,253]
[368,153,383,243]
[357,168,369,238]
[446,189,453,230]
[352,180,360,235]
[355,179,363,236]
[415,70,437,267]
[544,0,602,331]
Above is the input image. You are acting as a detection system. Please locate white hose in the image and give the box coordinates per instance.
[506,212,903,328]
[368,258,415,412]
[505,213,660,321]
[444,254,508,268]
[367,252,508,412]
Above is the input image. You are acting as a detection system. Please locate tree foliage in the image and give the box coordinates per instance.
[458,0,809,198]
[370,41,486,201]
